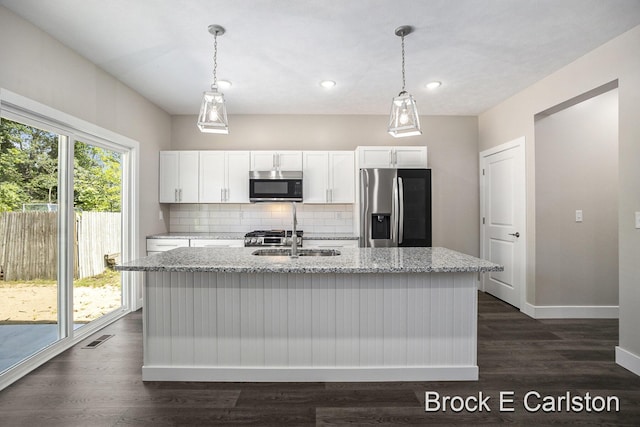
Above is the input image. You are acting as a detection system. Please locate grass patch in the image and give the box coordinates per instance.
[1,278,55,287]
[1,269,121,288]
[74,269,121,288]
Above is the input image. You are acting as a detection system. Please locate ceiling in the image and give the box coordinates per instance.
[2,0,640,116]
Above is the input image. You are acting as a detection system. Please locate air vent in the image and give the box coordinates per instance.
[82,334,114,349]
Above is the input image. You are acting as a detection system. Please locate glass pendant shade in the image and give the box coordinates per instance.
[387,91,421,137]
[197,86,229,134]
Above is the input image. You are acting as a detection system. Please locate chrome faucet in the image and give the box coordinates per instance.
[290,202,298,258]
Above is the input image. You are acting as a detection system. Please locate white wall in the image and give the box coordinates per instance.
[172,114,480,255]
[534,89,618,306]
[0,6,171,256]
[479,25,640,366]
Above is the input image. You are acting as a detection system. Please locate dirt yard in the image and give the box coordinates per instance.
[0,283,122,323]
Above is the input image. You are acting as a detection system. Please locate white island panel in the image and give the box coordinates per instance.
[143,270,478,382]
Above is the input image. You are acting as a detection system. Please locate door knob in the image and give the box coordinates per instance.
[509,232,520,238]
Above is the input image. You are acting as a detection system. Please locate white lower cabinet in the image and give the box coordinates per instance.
[147,238,243,254]
[146,238,189,255]
[303,239,358,249]
[189,239,243,248]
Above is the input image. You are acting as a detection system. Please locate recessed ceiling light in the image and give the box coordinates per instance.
[320,80,336,89]
[217,80,232,89]
[425,81,441,90]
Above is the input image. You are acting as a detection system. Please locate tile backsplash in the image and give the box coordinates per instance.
[169,203,355,234]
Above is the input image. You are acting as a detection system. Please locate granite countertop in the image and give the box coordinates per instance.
[117,247,503,274]
[147,232,358,240]
[148,232,246,240]
[303,233,358,240]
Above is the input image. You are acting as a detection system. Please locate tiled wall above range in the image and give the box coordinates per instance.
[169,203,354,233]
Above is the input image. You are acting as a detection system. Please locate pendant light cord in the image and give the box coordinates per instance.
[213,31,218,86]
[401,33,406,92]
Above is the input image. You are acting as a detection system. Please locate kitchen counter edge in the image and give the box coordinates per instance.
[147,232,359,240]
[117,246,503,274]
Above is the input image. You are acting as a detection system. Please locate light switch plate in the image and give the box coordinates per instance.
[575,210,583,222]
[635,211,640,229]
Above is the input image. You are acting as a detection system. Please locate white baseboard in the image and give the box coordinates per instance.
[522,303,618,319]
[616,346,640,377]
[142,366,479,382]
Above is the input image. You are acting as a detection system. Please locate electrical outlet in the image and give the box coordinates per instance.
[575,210,583,223]
[635,211,640,229]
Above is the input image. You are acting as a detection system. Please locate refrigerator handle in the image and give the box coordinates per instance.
[361,170,370,245]
[391,176,398,242]
[398,177,404,244]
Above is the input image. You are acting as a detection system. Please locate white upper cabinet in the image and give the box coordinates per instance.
[198,151,225,202]
[199,151,250,203]
[357,146,427,169]
[302,152,329,203]
[328,151,355,203]
[303,151,355,203]
[159,151,199,203]
[225,152,251,202]
[394,147,428,168]
[250,151,303,171]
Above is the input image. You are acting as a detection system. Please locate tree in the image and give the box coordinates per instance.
[0,118,121,212]
[73,142,122,212]
[0,119,58,211]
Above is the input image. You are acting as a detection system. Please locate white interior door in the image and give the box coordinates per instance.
[480,138,526,308]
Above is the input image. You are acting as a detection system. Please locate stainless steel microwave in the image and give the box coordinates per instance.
[249,170,303,202]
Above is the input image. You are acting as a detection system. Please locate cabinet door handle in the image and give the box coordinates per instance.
[221,188,224,202]
[175,189,178,202]
[329,188,333,203]
[179,188,183,202]
[225,188,229,201]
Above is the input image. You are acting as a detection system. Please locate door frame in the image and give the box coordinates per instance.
[479,136,527,310]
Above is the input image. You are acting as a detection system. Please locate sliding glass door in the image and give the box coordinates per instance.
[0,109,132,377]
[73,141,123,329]
[0,118,64,373]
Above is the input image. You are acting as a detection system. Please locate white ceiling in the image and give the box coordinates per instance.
[2,0,640,116]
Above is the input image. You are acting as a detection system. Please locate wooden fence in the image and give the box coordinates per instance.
[0,211,121,281]
[76,212,121,279]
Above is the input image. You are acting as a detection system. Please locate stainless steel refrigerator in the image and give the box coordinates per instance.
[359,168,432,247]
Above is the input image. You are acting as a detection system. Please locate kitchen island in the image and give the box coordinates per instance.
[117,247,502,382]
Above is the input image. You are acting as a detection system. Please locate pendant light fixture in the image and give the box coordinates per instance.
[387,25,421,138]
[197,24,229,134]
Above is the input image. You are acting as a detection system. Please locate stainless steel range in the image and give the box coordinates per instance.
[244,230,303,247]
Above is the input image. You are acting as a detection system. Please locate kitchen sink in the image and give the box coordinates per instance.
[251,248,341,257]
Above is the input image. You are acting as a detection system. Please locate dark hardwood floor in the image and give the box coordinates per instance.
[1,291,639,426]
